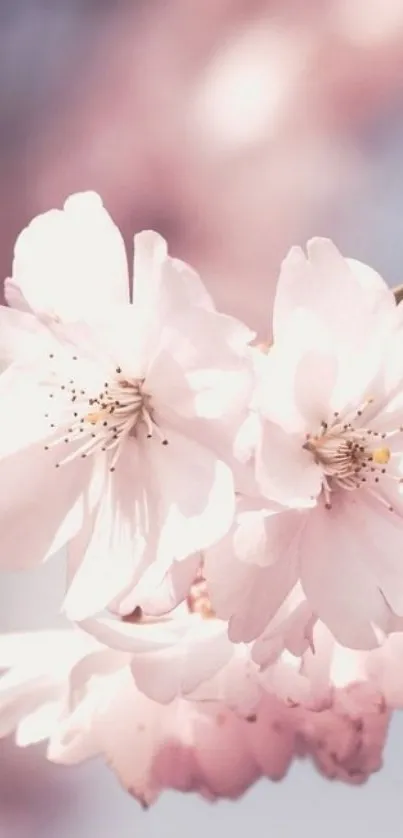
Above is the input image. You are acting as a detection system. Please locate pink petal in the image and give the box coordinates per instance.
[244,696,296,779]
[293,348,338,428]
[0,630,96,745]
[130,618,233,703]
[130,234,218,373]
[227,557,299,643]
[346,257,395,320]
[366,634,403,707]
[86,674,198,805]
[148,306,253,423]
[344,492,403,616]
[0,439,92,569]
[64,438,159,620]
[274,239,393,352]
[252,592,316,669]
[300,683,389,784]
[16,701,61,746]
[205,504,302,643]
[132,231,214,313]
[300,498,391,649]
[0,305,53,365]
[80,617,188,655]
[148,429,236,562]
[11,192,129,319]
[63,451,148,621]
[192,653,261,718]
[49,690,101,765]
[115,553,201,617]
[4,278,32,312]
[256,420,322,507]
[192,708,259,799]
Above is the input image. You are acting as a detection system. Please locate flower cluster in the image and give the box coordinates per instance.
[1,192,403,803]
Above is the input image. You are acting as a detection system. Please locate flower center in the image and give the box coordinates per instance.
[302,398,401,511]
[44,355,168,470]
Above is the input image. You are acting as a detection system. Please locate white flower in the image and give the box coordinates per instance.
[0,192,253,619]
[222,240,403,648]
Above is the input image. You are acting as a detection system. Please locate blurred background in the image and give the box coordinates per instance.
[1,0,403,835]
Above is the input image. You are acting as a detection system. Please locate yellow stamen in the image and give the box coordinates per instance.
[372,447,391,465]
[86,410,107,425]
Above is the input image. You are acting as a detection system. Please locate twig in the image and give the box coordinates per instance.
[394,284,403,305]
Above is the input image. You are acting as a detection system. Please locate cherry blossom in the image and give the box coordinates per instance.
[0,202,400,802]
[0,192,253,619]
[76,584,366,714]
[0,618,393,803]
[297,682,389,784]
[0,626,297,803]
[230,239,403,649]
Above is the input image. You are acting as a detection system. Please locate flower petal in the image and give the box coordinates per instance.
[132,231,214,313]
[345,492,403,617]
[78,617,182,654]
[300,498,391,649]
[10,192,129,319]
[64,438,159,620]
[114,553,201,617]
[147,429,236,563]
[274,238,394,351]
[148,306,253,423]
[244,696,296,779]
[0,306,53,367]
[205,503,303,643]
[131,618,233,704]
[293,349,339,428]
[0,437,93,570]
[63,448,148,621]
[192,708,259,799]
[227,558,299,644]
[256,420,322,507]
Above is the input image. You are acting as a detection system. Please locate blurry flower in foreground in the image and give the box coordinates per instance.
[0,192,253,619]
[0,627,295,804]
[223,239,403,650]
[0,615,393,804]
[79,591,324,714]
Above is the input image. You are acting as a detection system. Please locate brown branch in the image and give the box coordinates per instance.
[394,284,403,305]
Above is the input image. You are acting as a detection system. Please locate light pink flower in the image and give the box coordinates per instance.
[230,239,403,648]
[0,621,393,800]
[81,607,252,711]
[297,682,389,784]
[79,588,351,715]
[295,622,392,782]
[0,628,298,804]
[0,192,253,618]
[80,573,335,714]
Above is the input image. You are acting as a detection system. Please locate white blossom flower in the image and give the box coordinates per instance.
[0,192,253,619]
[222,240,403,648]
